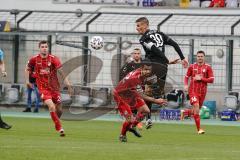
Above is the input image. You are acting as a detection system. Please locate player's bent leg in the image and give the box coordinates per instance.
[128,116,142,138]
[120,116,132,142]
[55,104,63,118]
[144,85,154,129]
[197,97,205,135]
[44,99,65,136]
[145,101,152,121]
[192,103,202,134]
[119,134,127,142]
[137,104,153,129]
[180,109,192,121]
[0,114,12,130]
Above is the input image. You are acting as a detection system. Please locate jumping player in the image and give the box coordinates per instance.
[25,40,73,137]
[113,62,167,142]
[181,50,214,134]
[135,17,188,129]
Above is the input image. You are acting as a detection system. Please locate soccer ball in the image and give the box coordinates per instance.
[90,36,103,50]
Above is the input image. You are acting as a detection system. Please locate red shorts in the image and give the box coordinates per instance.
[189,92,206,107]
[113,91,145,119]
[39,89,61,104]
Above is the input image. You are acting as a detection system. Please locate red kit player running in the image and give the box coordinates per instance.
[25,40,73,137]
[181,50,214,134]
[113,62,167,142]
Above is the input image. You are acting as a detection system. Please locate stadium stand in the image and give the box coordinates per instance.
[90,88,109,107]
[9,84,24,103]
[71,86,91,107]
[61,87,73,105]
[224,95,238,110]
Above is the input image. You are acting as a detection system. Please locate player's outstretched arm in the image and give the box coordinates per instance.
[181,58,189,68]
[154,98,168,105]
[140,92,167,105]
[168,58,180,64]
[165,35,188,68]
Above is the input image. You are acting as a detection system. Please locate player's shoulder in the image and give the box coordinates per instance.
[133,68,142,76]
[30,54,40,60]
[49,54,60,61]
[49,54,56,58]
[204,63,211,66]
[189,63,196,68]
[204,63,212,68]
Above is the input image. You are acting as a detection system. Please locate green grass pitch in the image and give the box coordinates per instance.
[0,117,239,160]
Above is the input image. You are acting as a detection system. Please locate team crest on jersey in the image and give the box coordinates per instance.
[203,69,206,72]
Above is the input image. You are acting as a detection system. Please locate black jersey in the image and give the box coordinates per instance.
[139,30,185,64]
[119,61,142,81]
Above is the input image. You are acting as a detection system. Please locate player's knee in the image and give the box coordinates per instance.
[144,107,150,114]
[56,110,63,118]
[193,107,200,115]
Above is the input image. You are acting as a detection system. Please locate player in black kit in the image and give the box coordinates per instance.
[135,17,189,129]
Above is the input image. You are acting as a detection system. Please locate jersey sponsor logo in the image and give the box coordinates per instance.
[149,33,163,47]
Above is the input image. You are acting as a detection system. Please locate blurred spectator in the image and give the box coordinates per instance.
[119,48,142,80]
[225,0,238,7]
[189,0,201,7]
[209,0,225,7]
[180,0,190,8]
[23,71,40,113]
[200,0,212,7]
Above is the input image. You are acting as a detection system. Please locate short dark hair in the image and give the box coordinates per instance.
[141,59,152,67]
[197,50,205,56]
[38,40,48,48]
[135,17,149,25]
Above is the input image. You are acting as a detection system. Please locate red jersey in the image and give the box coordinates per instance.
[115,69,144,94]
[114,69,145,105]
[27,53,62,91]
[184,63,214,95]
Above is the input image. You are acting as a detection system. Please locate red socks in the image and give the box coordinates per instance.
[193,114,200,131]
[50,112,62,131]
[121,121,131,136]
